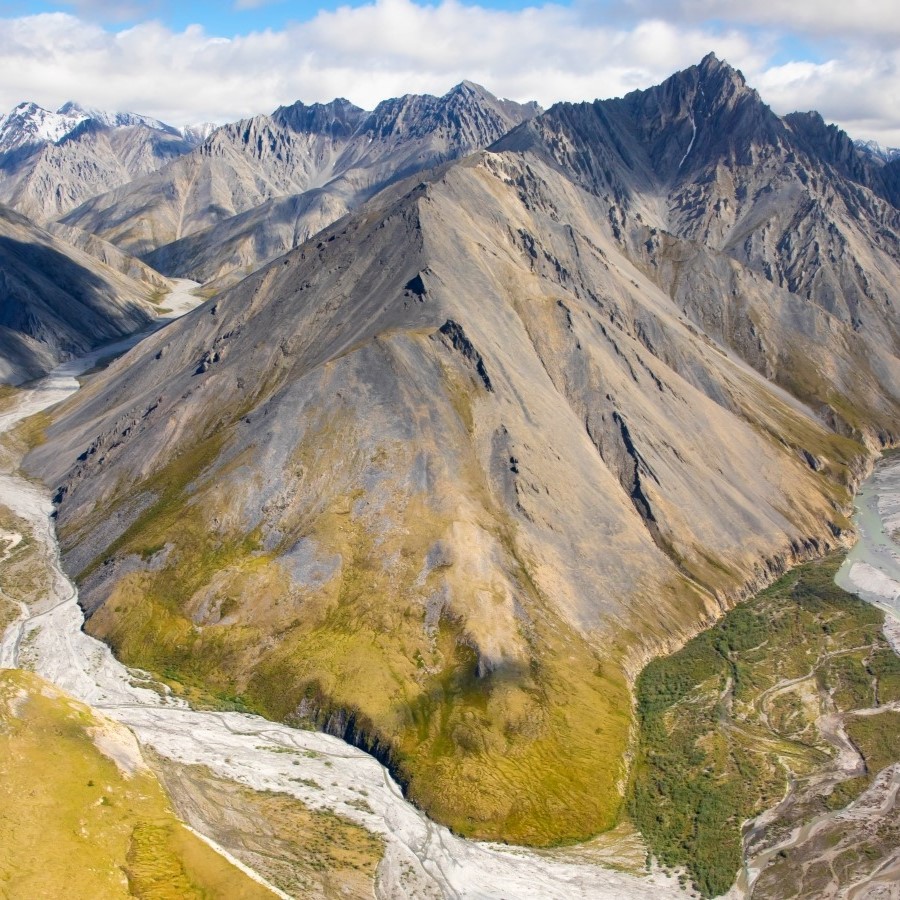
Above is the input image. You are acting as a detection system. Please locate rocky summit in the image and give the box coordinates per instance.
[22,55,899,849]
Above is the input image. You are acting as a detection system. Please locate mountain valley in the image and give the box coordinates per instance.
[1,51,899,899]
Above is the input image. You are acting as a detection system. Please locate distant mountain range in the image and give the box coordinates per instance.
[0,100,213,153]
[21,52,899,872]
[0,101,216,223]
[855,138,900,165]
[62,81,541,287]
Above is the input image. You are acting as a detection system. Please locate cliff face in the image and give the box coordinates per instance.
[25,58,900,844]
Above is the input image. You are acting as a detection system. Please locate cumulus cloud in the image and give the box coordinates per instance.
[0,1,898,146]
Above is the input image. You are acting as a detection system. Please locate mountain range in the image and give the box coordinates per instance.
[12,52,898,857]
[0,101,212,224]
[856,139,900,165]
[61,81,540,288]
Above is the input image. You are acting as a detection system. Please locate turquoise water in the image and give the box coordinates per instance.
[835,451,900,618]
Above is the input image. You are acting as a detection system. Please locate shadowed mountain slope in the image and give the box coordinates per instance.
[46,222,174,293]
[0,205,160,384]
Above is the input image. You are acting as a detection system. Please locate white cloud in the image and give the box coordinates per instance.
[0,1,898,146]
[605,0,900,42]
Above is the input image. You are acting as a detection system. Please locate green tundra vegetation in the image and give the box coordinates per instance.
[628,555,900,897]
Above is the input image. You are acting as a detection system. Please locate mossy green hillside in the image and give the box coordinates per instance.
[628,554,900,898]
[846,710,900,778]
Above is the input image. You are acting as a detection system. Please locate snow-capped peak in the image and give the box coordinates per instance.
[57,101,178,135]
[0,102,88,152]
[181,122,218,145]
[0,100,183,153]
[855,138,900,165]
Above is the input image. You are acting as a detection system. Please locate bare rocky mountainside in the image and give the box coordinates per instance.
[0,204,163,384]
[0,101,204,224]
[60,82,540,287]
[24,54,900,851]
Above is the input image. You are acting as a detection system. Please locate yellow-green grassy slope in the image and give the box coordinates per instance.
[78,422,636,846]
[0,669,276,900]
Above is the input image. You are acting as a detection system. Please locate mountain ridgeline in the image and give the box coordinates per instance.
[60,82,541,287]
[20,55,900,852]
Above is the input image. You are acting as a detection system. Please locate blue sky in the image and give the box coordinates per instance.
[5,0,548,31]
[0,0,897,144]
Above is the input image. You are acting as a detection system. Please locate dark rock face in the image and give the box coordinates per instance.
[436,320,493,392]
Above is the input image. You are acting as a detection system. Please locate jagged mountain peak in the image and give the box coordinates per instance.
[449,79,489,95]
[272,96,366,134]
[360,81,538,148]
[180,122,219,145]
[624,52,762,134]
[0,99,185,155]
[697,51,746,83]
[495,53,783,195]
